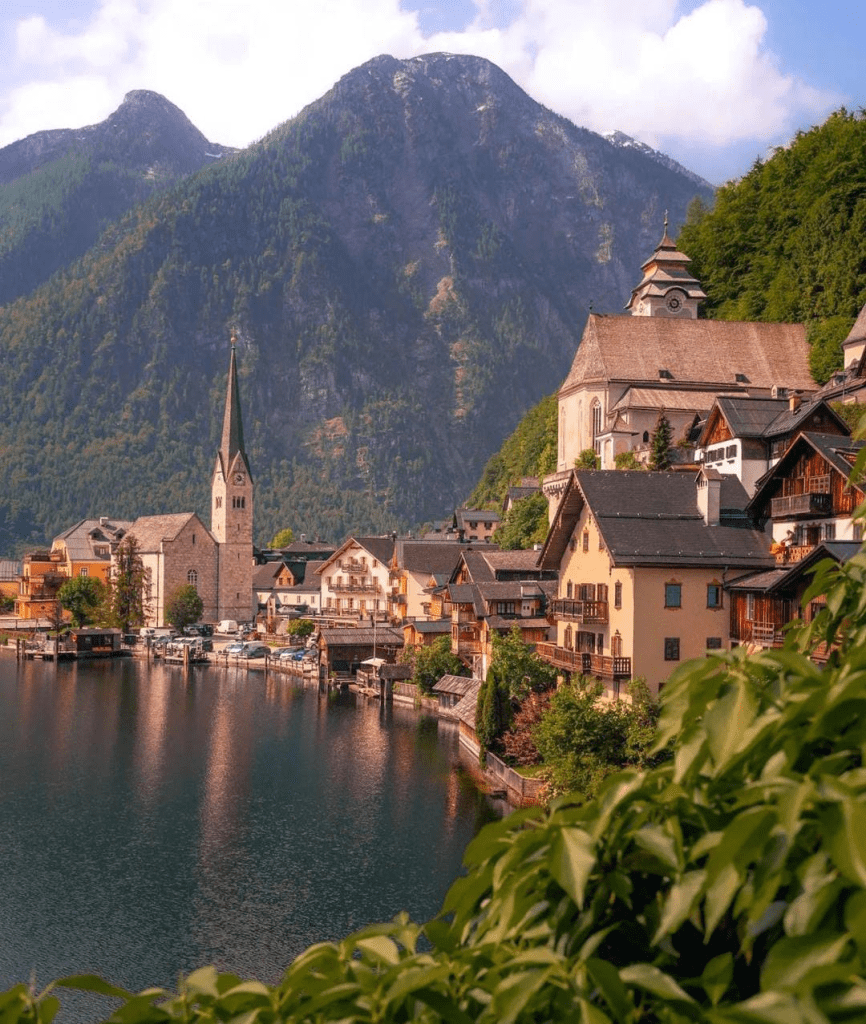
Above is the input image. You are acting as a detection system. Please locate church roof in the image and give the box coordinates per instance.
[610,387,720,413]
[559,315,813,397]
[217,341,251,480]
[127,513,212,552]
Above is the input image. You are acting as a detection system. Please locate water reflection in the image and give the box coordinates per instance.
[0,656,501,1014]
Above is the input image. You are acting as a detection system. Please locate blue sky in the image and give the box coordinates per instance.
[0,0,862,185]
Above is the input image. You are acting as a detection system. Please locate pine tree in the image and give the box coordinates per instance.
[649,411,673,471]
[109,536,149,631]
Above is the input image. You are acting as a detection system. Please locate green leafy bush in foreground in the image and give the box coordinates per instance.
[7,541,866,1021]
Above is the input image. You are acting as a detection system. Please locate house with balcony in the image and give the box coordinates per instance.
[15,550,68,620]
[448,578,555,678]
[696,394,850,496]
[387,541,466,623]
[50,517,132,585]
[315,537,394,622]
[537,468,774,696]
[726,541,861,652]
[725,432,866,649]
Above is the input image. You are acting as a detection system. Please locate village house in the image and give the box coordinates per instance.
[317,624,404,679]
[254,559,325,629]
[451,507,501,543]
[387,540,468,623]
[549,225,815,500]
[402,618,451,650]
[50,517,132,584]
[536,468,774,696]
[14,550,67,620]
[722,432,866,648]
[316,537,395,622]
[695,394,850,496]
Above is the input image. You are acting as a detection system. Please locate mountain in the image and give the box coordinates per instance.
[0,90,234,305]
[0,53,712,554]
[602,130,715,190]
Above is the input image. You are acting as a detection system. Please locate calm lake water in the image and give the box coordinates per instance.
[0,655,501,1017]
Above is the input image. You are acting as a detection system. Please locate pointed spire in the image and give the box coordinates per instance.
[219,332,247,474]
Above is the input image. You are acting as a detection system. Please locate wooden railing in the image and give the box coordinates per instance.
[747,621,785,647]
[774,544,815,565]
[549,598,609,624]
[536,642,631,679]
[770,491,830,518]
[328,581,381,593]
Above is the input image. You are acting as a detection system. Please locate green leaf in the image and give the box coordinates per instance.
[760,933,851,992]
[700,953,733,1006]
[55,975,133,999]
[354,935,400,965]
[654,870,706,942]
[704,681,758,772]
[619,963,695,1003]
[550,827,596,908]
[826,799,866,887]
[585,958,632,1020]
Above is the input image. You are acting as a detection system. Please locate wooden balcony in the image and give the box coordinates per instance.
[328,581,381,594]
[745,621,785,648]
[774,544,815,565]
[536,642,631,679]
[550,598,609,624]
[770,477,831,519]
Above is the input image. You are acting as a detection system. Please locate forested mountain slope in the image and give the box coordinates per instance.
[0,53,711,553]
[677,108,866,382]
[0,90,233,306]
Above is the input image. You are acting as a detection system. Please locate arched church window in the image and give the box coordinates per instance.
[643,431,649,443]
[215,496,222,509]
[187,569,198,586]
[591,400,602,451]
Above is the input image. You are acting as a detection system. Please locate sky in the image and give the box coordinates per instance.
[0,0,862,185]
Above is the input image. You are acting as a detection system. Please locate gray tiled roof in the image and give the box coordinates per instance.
[395,541,465,574]
[53,517,133,561]
[407,620,451,634]
[319,627,404,647]
[433,675,479,697]
[541,470,772,570]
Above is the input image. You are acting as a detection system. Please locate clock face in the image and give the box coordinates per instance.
[234,472,245,485]
[666,292,683,312]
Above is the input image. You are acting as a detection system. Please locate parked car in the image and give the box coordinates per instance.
[223,641,246,656]
[240,642,270,660]
[278,647,304,661]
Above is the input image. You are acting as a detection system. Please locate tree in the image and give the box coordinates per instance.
[402,635,467,694]
[269,528,294,548]
[164,584,204,631]
[109,536,149,632]
[489,625,556,700]
[532,678,664,799]
[286,618,315,639]
[574,448,599,469]
[57,576,105,627]
[807,314,851,383]
[492,492,548,550]
[614,449,642,470]
[648,409,673,470]
[475,661,513,756]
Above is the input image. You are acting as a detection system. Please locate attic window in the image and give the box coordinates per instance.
[735,373,749,383]
[658,369,673,380]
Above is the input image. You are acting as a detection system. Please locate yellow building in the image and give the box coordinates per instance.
[537,468,774,696]
[51,517,132,584]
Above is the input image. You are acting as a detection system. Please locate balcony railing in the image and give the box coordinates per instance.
[328,581,381,594]
[550,598,609,624]
[774,543,816,565]
[770,492,832,518]
[341,559,367,573]
[536,642,631,679]
[745,621,785,648]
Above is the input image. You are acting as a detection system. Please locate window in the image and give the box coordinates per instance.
[591,400,602,451]
[614,581,622,608]
[664,637,680,661]
[191,533,196,545]
[79,567,88,577]
[706,637,723,650]
[707,584,722,608]
[187,569,198,586]
[582,531,589,553]
[566,581,573,598]
[746,593,755,620]
[665,583,682,608]
[215,496,222,509]
[498,601,515,615]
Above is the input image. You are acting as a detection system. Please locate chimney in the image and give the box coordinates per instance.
[789,392,802,413]
[697,470,721,527]
[99,516,108,526]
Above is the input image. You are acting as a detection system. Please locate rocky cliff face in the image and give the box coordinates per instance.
[0,54,713,552]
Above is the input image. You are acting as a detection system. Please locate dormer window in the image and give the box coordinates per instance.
[658,369,673,380]
[735,373,749,383]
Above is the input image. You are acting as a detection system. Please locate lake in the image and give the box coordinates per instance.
[0,655,501,1016]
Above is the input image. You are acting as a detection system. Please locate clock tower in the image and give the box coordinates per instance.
[625,215,706,318]
[212,336,254,622]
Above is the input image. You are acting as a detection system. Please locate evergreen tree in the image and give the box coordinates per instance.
[475,662,513,757]
[109,536,149,632]
[402,635,467,694]
[648,411,673,470]
[492,492,548,550]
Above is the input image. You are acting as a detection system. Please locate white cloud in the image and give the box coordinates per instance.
[0,0,841,183]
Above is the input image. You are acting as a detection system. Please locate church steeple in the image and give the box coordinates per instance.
[218,333,250,480]
[625,215,706,318]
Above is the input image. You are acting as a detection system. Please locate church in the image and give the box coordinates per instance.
[554,221,816,474]
[124,341,254,627]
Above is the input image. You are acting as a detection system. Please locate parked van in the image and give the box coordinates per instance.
[216,620,238,634]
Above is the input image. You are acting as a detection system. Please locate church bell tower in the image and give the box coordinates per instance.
[625,215,706,318]
[212,335,253,622]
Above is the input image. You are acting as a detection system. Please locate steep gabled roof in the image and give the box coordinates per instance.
[747,432,866,517]
[726,541,862,594]
[394,540,465,575]
[560,315,813,396]
[540,470,771,571]
[127,513,212,553]
[315,536,395,573]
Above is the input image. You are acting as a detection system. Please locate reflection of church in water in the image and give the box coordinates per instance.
[127,341,254,626]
